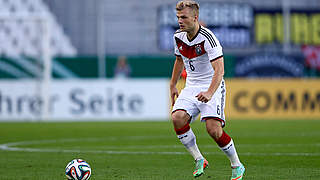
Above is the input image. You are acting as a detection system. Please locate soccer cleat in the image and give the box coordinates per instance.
[193,159,209,178]
[231,164,245,180]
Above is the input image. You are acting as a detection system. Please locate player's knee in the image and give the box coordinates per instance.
[171,110,188,124]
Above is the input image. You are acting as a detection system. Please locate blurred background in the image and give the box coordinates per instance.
[0,0,319,121]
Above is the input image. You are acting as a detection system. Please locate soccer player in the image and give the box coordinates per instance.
[170,0,245,179]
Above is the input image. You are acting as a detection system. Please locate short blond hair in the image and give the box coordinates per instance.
[176,0,199,17]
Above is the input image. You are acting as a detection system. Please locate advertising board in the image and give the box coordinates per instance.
[226,79,320,119]
[0,79,169,121]
[157,3,320,50]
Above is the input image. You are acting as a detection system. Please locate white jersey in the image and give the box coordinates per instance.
[174,25,223,87]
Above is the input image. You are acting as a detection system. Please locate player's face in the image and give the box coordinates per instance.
[176,8,197,32]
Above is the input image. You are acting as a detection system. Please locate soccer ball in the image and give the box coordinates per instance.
[65,159,91,180]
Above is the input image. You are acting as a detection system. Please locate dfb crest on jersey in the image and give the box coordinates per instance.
[195,44,202,55]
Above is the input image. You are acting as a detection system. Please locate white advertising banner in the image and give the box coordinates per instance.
[0,79,169,121]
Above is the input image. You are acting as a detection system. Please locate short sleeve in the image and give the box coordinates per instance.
[173,35,181,56]
[206,45,223,61]
[203,32,223,61]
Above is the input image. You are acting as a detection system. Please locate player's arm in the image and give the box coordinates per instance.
[170,55,184,106]
[196,57,224,103]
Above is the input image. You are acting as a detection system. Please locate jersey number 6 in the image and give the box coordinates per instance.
[189,60,195,71]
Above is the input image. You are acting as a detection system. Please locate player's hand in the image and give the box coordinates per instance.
[196,91,213,103]
[170,86,179,106]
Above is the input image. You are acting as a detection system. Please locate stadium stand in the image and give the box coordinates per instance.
[0,0,76,57]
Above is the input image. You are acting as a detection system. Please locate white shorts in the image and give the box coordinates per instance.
[172,80,226,126]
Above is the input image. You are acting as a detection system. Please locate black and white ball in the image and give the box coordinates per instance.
[65,159,91,180]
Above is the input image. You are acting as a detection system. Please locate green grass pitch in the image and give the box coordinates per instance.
[0,119,319,180]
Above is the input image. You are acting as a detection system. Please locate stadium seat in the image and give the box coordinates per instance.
[0,0,77,57]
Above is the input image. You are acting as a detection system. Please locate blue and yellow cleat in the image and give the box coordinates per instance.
[193,159,209,178]
[231,164,245,180]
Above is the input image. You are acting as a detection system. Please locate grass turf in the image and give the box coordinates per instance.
[0,119,319,180]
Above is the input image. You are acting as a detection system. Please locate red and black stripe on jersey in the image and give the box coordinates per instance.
[175,37,206,59]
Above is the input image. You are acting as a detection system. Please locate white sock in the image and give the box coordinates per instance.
[177,128,204,161]
[219,139,242,167]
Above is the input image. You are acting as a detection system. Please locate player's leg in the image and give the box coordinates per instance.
[172,87,209,177]
[171,110,208,177]
[199,80,245,179]
[205,118,245,180]
[171,110,204,161]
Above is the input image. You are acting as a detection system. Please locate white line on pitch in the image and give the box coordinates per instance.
[0,139,319,157]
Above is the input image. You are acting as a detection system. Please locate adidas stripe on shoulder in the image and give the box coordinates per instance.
[199,28,217,48]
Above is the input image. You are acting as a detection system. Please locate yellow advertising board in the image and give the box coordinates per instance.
[225,79,320,119]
